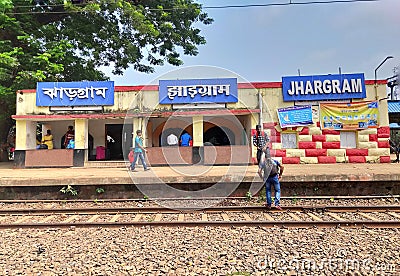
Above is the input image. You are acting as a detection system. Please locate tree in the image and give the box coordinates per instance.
[0,0,213,142]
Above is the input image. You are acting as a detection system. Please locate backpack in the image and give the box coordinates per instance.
[264,158,279,177]
[66,139,75,149]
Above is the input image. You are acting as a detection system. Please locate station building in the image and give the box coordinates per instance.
[12,73,390,168]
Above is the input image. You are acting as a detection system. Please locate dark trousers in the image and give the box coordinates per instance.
[257,149,262,164]
[257,147,271,164]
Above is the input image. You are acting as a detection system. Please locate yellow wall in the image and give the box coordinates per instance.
[15,82,389,153]
[17,87,260,115]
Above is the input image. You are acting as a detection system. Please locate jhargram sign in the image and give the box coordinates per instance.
[158,78,238,104]
[281,73,366,102]
[36,81,115,107]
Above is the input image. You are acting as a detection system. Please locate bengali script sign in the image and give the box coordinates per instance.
[277,105,313,128]
[159,78,238,104]
[320,101,379,130]
[282,73,366,102]
[36,81,114,106]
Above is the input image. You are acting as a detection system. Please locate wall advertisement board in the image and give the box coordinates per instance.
[320,101,379,130]
[277,105,313,128]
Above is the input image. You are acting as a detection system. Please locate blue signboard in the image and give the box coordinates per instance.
[282,73,366,102]
[36,81,114,107]
[159,78,238,104]
[277,105,313,128]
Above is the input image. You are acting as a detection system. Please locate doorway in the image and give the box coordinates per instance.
[105,124,133,160]
[204,126,234,146]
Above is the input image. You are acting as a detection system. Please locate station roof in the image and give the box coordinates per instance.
[388,101,400,113]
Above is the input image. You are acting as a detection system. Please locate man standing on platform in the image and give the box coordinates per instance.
[253,124,270,164]
[180,131,192,147]
[167,133,178,146]
[63,125,75,149]
[130,130,150,172]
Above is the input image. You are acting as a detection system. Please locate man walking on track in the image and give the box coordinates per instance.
[258,149,284,210]
[129,130,150,172]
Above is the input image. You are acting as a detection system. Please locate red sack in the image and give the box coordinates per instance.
[128,150,134,163]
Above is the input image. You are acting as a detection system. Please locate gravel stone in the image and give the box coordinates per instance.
[0,199,399,275]
[0,226,399,275]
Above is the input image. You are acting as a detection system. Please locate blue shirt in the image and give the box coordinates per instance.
[180,133,192,146]
[134,136,143,153]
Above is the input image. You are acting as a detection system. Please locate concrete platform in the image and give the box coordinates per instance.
[1,161,400,186]
[1,161,400,200]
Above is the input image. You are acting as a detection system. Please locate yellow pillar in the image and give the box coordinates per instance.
[15,120,27,150]
[132,117,142,146]
[16,120,36,150]
[74,119,88,149]
[192,115,203,147]
[146,120,153,148]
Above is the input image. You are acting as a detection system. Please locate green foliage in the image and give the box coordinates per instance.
[257,187,266,203]
[95,187,105,194]
[60,185,78,196]
[0,0,213,141]
[245,191,252,201]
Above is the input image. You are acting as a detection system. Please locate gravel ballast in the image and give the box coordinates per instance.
[0,226,399,275]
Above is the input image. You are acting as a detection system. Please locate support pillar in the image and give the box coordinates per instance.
[73,119,88,166]
[192,115,203,147]
[15,120,36,168]
[74,119,88,149]
[132,118,142,145]
[16,120,36,150]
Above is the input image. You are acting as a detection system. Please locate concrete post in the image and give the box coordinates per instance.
[16,120,36,150]
[132,117,141,145]
[74,119,88,149]
[192,115,203,147]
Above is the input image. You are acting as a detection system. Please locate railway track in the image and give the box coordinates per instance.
[0,205,399,229]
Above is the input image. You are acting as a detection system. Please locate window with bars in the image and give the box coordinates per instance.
[340,131,356,148]
[281,133,297,149]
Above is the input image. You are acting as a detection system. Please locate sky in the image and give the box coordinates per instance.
[103,0,400,86]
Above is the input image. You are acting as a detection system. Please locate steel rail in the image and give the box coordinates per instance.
[0,205,399,215]
[0,195,398,203]
[0,205,399,229]
[0,221,399,229]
